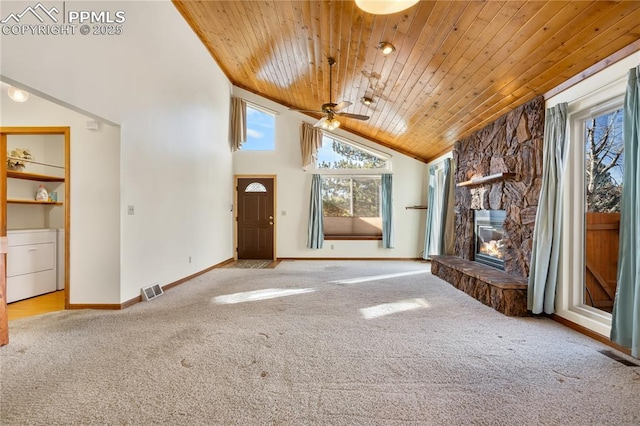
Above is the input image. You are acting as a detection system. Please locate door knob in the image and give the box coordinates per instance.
[269,222,274,225]
[269,216,273,219]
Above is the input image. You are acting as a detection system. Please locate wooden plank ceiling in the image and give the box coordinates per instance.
[173,0,640,162]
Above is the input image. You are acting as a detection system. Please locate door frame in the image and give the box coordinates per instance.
[234,174,277,260]
[1,127,71,312]
[1,134,7,345]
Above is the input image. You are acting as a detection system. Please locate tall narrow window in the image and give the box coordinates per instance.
[240,105,275,150]
[583,107,624,313]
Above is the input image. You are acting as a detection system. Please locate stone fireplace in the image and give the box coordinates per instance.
[454,96,544,278]
[431,96,545,316]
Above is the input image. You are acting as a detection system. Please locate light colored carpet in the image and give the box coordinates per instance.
[1,260,638,425]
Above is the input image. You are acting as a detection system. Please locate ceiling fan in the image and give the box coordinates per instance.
[291,57,370,130]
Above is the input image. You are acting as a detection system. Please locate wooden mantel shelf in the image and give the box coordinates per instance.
[457,172,516,187]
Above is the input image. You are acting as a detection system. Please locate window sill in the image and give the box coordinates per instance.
[324,235,382,241]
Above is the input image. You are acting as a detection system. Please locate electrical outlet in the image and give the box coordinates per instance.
[127,205,134,215]
[189,256,192,264]
[331,244,335,250]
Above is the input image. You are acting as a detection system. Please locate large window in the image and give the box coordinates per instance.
[562,88,626,335]
[316,135,390,239]
[241,105,275,150]
[322,176,382,238]
[542,51,635,338]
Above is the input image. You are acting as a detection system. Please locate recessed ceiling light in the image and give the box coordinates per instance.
[378,42,396,55]
[7,86,29,102]
[355,0,420,15]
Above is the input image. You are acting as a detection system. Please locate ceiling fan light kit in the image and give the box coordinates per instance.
[290,57,370,129]
[356,0,420,15]
[361,96,374,106]
[320,118,341,131]
[378,42,396,55]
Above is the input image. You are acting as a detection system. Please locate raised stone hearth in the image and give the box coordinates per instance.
[431,256,528,317]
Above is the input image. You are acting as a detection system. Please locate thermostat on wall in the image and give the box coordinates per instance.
[85,120,100,131]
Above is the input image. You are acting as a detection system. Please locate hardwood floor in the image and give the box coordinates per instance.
[7,291,65,320]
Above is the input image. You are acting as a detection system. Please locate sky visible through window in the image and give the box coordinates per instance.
[243,106,275,150]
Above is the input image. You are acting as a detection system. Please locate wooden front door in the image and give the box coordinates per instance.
[236,177,275,260]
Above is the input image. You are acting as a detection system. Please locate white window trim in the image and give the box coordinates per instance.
[246,101,279,116]
[561,94,624,334]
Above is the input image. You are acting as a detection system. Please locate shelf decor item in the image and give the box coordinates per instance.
[7,148,33,171]
[35,185,49,201]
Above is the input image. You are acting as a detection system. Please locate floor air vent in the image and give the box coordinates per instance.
[141,283,164,301]
[598,349,640,366]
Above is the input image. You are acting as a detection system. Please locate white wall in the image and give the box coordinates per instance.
[233,87,429,259]
[1,89,122,304]
[1,1,234,303]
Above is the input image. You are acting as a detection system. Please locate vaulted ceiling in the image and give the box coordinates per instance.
[173,0,640,162]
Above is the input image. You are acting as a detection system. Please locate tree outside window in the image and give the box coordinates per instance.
[584,108,624,213]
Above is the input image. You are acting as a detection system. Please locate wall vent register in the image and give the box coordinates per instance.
[141,283,164,301]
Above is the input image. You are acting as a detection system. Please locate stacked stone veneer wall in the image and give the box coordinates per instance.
[453,96,545,279]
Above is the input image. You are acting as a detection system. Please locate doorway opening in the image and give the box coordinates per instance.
[1,127,70,325]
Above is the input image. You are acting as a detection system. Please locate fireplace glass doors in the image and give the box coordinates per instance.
[474,210,506,270]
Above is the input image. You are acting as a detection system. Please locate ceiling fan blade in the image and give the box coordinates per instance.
[336,112,370,120]
[314,117,328,127]
[334,101,352,111]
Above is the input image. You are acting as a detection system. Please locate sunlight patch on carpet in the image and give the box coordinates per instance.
[330,270,430,285]
[360,298,430,319]
[213,288,316,305]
